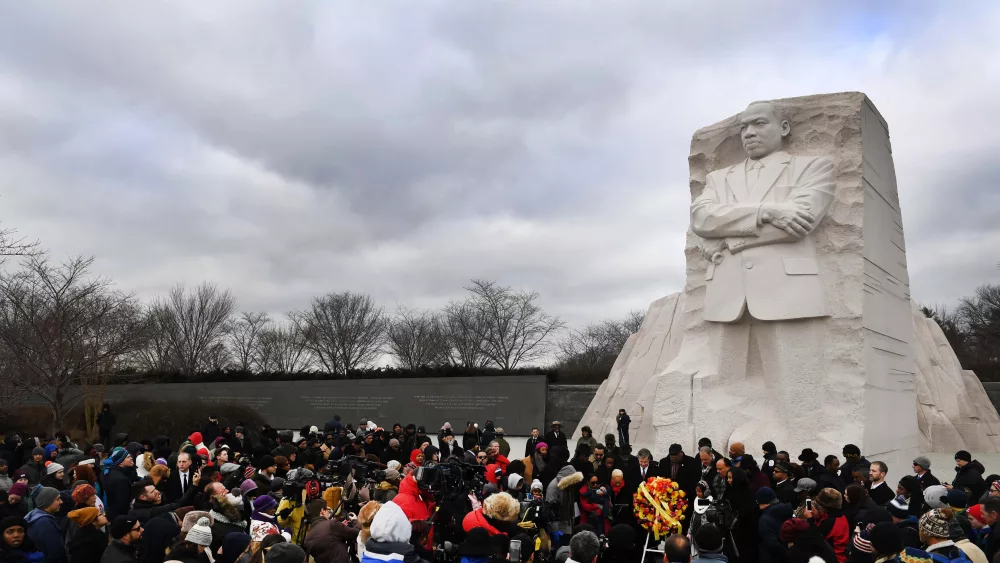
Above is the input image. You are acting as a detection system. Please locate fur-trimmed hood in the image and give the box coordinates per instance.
[557,470,584,491]
[210,494,245,525]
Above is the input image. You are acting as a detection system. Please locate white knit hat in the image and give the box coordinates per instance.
[185,517,213,547]
[530,479,544,492]
[46,463,65,475]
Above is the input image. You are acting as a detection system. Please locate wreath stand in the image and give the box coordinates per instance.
[641,532,664,563]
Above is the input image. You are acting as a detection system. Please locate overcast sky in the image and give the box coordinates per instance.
[0,1,998,334]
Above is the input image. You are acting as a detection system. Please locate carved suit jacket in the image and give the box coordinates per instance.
[691,151,835,322]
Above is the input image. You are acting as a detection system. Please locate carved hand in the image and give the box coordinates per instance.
[761,202,815,238]
[699,238,727,261]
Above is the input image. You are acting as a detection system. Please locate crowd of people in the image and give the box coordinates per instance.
[0,406,999,563]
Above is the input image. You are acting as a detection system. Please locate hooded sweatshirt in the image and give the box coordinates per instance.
[361,502,426,563]
[25,509,68,563]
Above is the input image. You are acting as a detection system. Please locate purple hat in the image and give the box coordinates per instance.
[253,494,277,513]
[535,442,548,451]
[240,479,258,496]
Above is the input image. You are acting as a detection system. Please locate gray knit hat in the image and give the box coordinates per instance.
[185,516,214,547]
[913,456,931,470]
[34,487,60,510]
[181,511,212,534]
[46,463,64,475]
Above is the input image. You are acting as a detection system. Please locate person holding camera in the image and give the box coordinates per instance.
[802,488,849,562]
[302,500,360,563]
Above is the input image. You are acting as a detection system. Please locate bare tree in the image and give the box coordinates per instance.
[464,279,565,372]
[227,312,271,371]
[387,307,449,369]
[442,300,490,368]
[296,292,388,373]
[158,283,237,375]
[255,319,313,373]
[0,222,40,259]
[957,284,1000,364]
[557,310,646,372]
[132,304,179,372]
[0,256,147,433]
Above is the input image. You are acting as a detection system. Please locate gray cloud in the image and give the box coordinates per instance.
[0,0,997,340]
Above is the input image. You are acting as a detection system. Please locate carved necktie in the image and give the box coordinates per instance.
[748,160,764,189]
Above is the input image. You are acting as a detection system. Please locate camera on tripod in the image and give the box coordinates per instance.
[704,499,737,530]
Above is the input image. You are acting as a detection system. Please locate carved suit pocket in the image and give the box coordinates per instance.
[705,262,716,281]
[782,257,819,275]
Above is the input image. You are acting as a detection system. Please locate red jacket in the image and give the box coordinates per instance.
[814,513,849,563]
[394,474,436,548]
[484,455,511,484]
[462,508,502,535]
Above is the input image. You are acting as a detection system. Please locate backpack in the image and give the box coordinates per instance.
[927,545,973,563]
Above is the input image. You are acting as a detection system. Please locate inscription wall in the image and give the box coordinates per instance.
[37,375,547,435]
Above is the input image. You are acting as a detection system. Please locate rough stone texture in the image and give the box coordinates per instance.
[579,293,1000,456]
[574,293,685,447]
[576,93,999,467]
[912,301,1000,451]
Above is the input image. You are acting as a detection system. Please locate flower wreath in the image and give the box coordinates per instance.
[633,477,687,539]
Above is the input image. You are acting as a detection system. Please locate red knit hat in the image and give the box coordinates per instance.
[72,484,97,506]
[969,503,985,524]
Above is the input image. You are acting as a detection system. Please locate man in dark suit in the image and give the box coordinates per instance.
[658,444,701,498]
[165,452,196,503]
[697,446,718,488]
[543,421,568,453]
[625,448,656,493]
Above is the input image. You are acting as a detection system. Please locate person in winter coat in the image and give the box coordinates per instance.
[494,429,511,459]
[520,443,547,486]
[102,449,137,520]
[379,440,407,468]
[807,488,850,563]
[461,492,520,537]
[842,484,879,533]
[579,476,611,535]
[391,475,434,550]
[97,405,116,448]
[217,533,250,563]
[361,502,427,563]
[545,465,583,539]
[303,513,359,563]
[209,495,248,554]
[102,516,144,563]
[249,495,279,544]
[17,450,45,488]
[129,480,199,525]
[615,410,631,448]
[756,487,793,563]
[739,455,772,494]
[542,423,568,454]
[373,470,400,504]
[402,451,423,478]
[141,515,180,563]
[0,516,43,563]
[24,488,66,563]
[576,427,598,455]
[725,468,758,563]
[912,457,941,491]
[780,518,838,563]
[954,451,987,500]
[67,508,110,563]
[606,470,634,530]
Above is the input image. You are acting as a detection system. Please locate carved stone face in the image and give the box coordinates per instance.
[739,102,789,159]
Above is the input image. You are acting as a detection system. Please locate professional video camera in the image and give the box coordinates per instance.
[704,498,737,530]
[414,460,486,501]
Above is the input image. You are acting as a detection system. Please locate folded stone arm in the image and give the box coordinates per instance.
[691,157,836,255]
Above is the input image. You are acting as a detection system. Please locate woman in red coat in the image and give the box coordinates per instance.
[579,474,611,534]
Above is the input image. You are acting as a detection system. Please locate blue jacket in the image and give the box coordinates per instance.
[24,509,68,563]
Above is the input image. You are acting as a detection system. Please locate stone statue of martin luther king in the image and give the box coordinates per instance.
[693,101,835,322]
[690,101,836,443]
